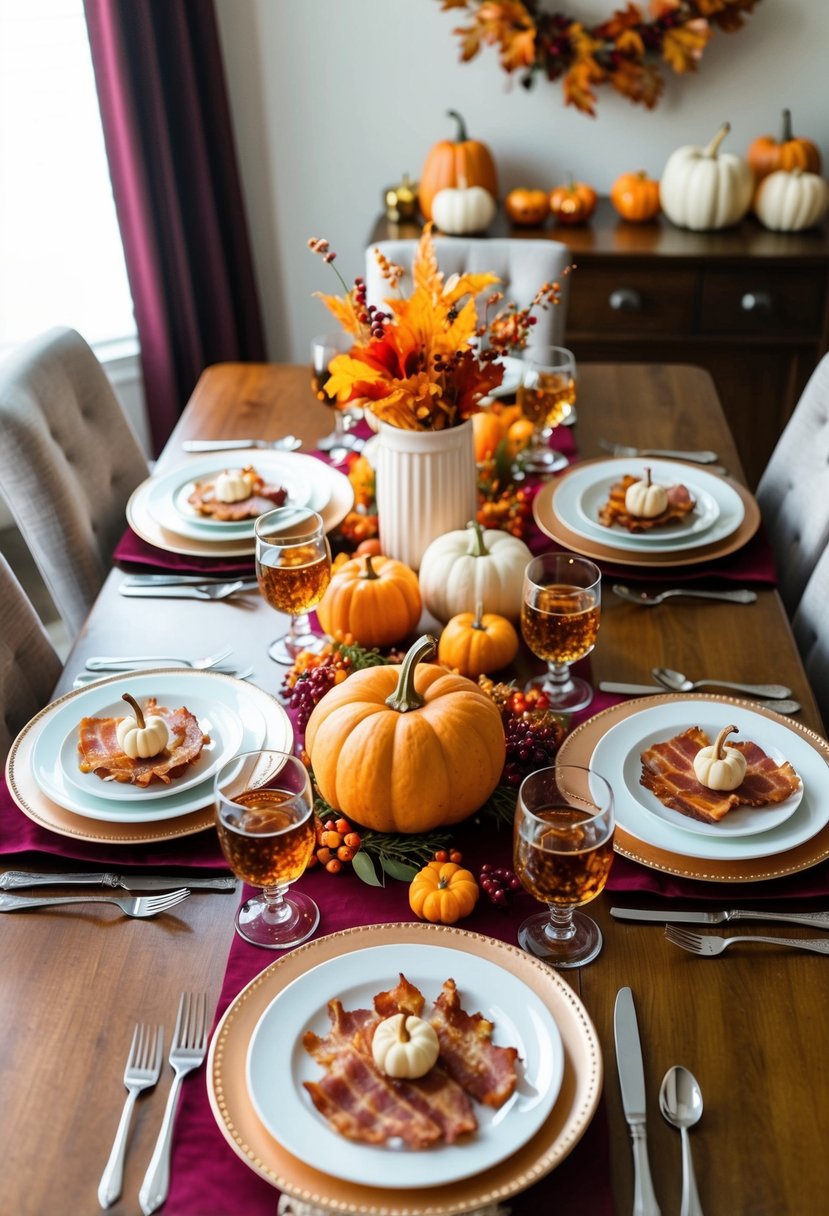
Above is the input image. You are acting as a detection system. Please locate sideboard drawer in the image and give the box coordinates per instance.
[699,268,825,337]
[567,267,696,334]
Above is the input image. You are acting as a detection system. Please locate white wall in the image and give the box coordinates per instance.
[215,0,829,365]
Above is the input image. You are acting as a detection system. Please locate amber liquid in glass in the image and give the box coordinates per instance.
[514,806,614,908]
[517,373,576,428]
[217,788,315,887]
[257,547,331,615]
[521,583,600,664]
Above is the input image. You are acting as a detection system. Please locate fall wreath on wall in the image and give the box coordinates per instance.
[437,0,763,115]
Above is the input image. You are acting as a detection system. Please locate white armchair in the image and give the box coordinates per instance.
[792,541,829,729]
[0,553,62,763]
[364,237,571,350]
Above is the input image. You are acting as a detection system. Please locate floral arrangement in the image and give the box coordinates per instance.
[437,0,762,115]
[307,226,564,430]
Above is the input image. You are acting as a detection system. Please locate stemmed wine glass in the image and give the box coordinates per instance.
[516,345,577,474]
[521,552,601,712]
[215,749,319,949]
[255,506,332,664]
[513,764,615,968]
[311,332,362,454]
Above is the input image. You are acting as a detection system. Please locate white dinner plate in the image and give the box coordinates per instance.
[30,670,280,823]
[57,688,246,803]
[553,458,745,555]
[576,478,720,544]
[589,700,823,861]
[246,943,565,1190]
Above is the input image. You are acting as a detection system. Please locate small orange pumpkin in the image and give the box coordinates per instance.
[549,179,597,226]
[747,109,822,186]
[505,187,550,227]
[419,110,499,222]
[305,634,506,833]
[438,602,519,678]
[610,171,661,222]
[472,409,508,462]
[316,553,421,648]
[409,860,479,924]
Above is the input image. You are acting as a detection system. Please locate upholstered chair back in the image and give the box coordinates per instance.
[757,354,829,615]
[792,541,829,730]
[0,553,62,764]
[364,238,571,350]
[0,328,149,635]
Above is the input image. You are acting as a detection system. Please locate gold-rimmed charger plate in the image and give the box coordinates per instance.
[126,458,354,558]
[5,670,290,845]
[534,459,760,567]
[559,693,829,882]
[207,923,603,1215]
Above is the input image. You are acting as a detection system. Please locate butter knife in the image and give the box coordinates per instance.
[615,987,661,1216]
[181,437,301,452]
[611,906,829,930]
[0,870,236,892]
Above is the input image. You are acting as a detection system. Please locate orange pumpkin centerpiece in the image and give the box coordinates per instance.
[419,110,499,223]
[747,109,822,186]
[316,553,421,649]
[610,171,661,222]
[549,179,597,226]
[304,634,506,833]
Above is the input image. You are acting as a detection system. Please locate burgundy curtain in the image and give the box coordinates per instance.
[83,0,266,454]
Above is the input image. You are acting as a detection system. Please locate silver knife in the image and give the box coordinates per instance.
[120,574,259,587]
[119,584,244,600]
[611,906,829,930]
[600,441,719,464]
[615,987,662,1216]
[0,870,236,892]
[181,437,301,452]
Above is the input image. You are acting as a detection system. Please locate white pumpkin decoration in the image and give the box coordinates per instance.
[754,168,829,232]
[116,694,170,760]
[659,123,754,231]
[371,1013,440,1079]
[431,178,497,235]
[624,467,668,519]
[418,519,531,623]
[693,724,747,792]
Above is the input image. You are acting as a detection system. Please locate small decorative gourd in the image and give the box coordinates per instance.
[610,171,661,222]
[754,168,829,233]
[693,724,747,791]
[408,860,480,924]
[214,468,253,503]
[624,468,668,518]
[438,601,519,678]
[505,187,550,227]
[316,553,421,648]
[116,694,170,760]
[371,1013,440,1079]
[659,123,753,231]
[431,176,497,235]
[418,520,532,623]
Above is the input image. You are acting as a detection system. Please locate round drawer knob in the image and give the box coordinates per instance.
[741,291,773,313]
[609,288,642,312]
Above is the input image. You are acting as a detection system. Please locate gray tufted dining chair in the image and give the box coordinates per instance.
[0,327,150,636]
[0,553,62,764]
[364,237,571,350]
[792,541,829,729]
[756,353,829,616]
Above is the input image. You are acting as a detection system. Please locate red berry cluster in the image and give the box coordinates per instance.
[307,816,362,875]
[478,680,568,787]
[479,864,521,907]
[352,276,391,341]
[433,848,464,865]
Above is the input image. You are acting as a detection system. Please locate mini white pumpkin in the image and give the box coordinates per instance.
[624,467,668,518]
[693,724,747,792]
[214,467,253,503]
[116,694,170,760]
[431,177,497,235]
[754,168,829,232]
[660,123,753,231]
[418,520,532,623]
[371,1013,440,1079]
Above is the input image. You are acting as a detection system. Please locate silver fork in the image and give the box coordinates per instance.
[613,583,757,607]
[98,1023,164,1208]
[119,580,248,601]
[86,647,233,671]
[139,991,209,1215]
[0,889,190,916]
[598,438,719,463]
[665,925,829,957]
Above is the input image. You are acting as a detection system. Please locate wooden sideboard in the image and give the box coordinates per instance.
[369,203,829,488]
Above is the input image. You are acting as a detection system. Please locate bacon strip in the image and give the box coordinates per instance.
[598,474,696,533]
[641,727,800,824]
[77,700,207,786]
[430,978,519,1109]
[187,465,287,520]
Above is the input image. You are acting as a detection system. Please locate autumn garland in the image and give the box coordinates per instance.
[437,0,763,115]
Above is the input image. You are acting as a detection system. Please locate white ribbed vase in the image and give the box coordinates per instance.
[376,418,478,571]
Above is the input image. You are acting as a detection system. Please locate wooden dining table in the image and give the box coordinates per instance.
[3,361,828,1216]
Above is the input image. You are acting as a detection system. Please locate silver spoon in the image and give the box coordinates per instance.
[659,1066,704,1216]
[613,584,757,607]
[652,667,792,699]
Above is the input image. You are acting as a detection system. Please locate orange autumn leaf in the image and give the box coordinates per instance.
[662,21,711,71]
[610,59,664,107]
[314,291,363,336]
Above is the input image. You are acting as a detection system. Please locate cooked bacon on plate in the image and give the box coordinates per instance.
[640,726,800,824]
[77,699,207,786]
[598,474,695,533]
[302,973,520,1149]
[187,465,287,520]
